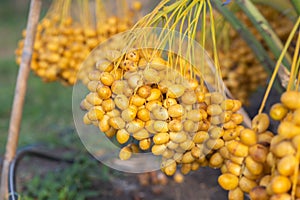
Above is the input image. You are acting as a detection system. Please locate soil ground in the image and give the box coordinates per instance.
[14,152,228,200]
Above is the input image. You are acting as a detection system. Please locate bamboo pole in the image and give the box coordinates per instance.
[0,0,42,199]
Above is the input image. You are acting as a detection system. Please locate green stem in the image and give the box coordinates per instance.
[291,0,300,15]
[252,0,297,20]
[212,0,283,93]
[236,0,292,68]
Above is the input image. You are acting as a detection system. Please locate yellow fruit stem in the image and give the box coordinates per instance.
[133,0,173,28]
[287,31,300,91]
[156,0,197,50]
[207,0,223,92]
[258,16,300,115]
[119,0,129,17]
[177,10,188,78]
[61,0,71,23]
[116,0,222,87]
[82,0,92,28]
[296,59,300,91]
[215,17,231,51]
[291,146,300,200]
[141,1,203,76]
[127,0,187,65]
[178,1,203,79]
[45,0,63,19]
[185,3,195,79]
[164,1,186,74]
[200,1,206,88]
[96,0,106,27]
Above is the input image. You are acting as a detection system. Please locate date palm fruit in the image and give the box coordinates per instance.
[218,113,274,200]
[80,48,247,177]
[258,91,300,199]
[15,0,138,85]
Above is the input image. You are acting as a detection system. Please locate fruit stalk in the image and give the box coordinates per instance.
[258,17,300,114]
[0,0,42,199]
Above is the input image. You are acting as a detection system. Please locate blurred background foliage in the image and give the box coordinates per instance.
[0,1,106,199]
[0,0,80,154]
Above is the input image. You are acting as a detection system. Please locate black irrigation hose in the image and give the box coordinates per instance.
[7,145,74,200]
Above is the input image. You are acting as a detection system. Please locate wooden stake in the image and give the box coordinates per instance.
[0,0,42,199]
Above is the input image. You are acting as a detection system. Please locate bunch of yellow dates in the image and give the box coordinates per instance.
[80,49,247,179]
[15,0,141,85]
